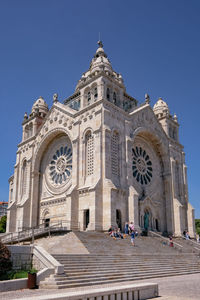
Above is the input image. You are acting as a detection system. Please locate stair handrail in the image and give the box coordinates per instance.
[1,220,74,244]
[182,236,200,251]
[149,230,183,251]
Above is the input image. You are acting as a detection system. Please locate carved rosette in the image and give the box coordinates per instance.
[49,146,72,185]
[132,146,153,185]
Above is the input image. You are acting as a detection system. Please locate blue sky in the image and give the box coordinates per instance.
[0,0,199,217]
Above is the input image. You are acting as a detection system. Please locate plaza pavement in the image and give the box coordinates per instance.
[0,273,199,300]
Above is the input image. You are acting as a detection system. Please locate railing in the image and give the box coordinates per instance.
[149,230,183,252]
[1,220,79,244]
[182,236,200,252]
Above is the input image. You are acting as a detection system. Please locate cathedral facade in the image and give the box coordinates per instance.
[7,41,195,237]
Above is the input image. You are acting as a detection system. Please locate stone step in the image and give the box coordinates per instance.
[63,263,199,272]
[39,269,200,289]
[54,257,197,264]
[64,263,200,274]
[61,266,200,280]
[53,253,197,259]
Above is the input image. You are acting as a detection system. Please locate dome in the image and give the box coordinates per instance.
[153,97,169,114]
[31,96,49,114]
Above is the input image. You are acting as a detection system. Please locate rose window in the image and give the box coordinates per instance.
[132,146,153,185]
[49,146,72,185]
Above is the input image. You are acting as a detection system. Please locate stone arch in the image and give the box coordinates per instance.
[129,126,171,234]
[83,86,91,106]
[30,128,73,227]
[33,128,73,173]
[131,126,169,174]
[91,82,98,101]
[111,129,120,177]
[85,129,94,177]
[21,159,28,198]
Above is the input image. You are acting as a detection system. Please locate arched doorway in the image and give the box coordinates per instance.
[116,209,122,230]
[155,219,159,231]
[144,209,150,231]
[84,209,90,230]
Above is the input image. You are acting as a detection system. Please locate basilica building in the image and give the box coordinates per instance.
[7,41,195,237]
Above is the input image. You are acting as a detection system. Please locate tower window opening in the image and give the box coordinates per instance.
[94,87,98,100]
[87,91,91,104]
[107,88,110,100]
[113,92,117,104]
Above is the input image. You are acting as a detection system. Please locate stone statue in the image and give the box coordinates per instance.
[53,93,58,103]
[145,93,150,104]
[144,211,149,230]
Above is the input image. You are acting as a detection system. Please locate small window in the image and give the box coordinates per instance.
[87,91,91,104]
[113,92,117,104]
[107,88,110,100]
[94,87,98,100]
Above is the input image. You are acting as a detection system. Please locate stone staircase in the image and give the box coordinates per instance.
[173,237,200,254]
[39,231,200,289]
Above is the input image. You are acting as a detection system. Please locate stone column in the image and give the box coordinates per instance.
[29,170,40,228]
[128,186,139,228]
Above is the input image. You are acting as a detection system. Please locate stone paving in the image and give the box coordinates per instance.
[0,273,199,300]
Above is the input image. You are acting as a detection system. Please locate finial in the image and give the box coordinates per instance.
[145,93,150,104]
[97,40,103,48]
[53,93,58,103]
[24,112,28,121]
[174,113,178,122]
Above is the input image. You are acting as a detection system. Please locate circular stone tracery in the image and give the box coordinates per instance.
[132,146,153,185]
[49,146,72,185]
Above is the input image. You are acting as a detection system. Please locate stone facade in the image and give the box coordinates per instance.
[7,41,195,237]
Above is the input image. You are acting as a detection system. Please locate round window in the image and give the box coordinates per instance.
[49,146,72,185]
[132,146,153,185]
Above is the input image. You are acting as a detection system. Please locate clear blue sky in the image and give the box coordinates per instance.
[0,0,199,218]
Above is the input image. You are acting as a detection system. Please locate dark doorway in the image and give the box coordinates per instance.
[85,209,90,230]
[44,218,50,228]
[155,219,159,231]
[116,209,122,230]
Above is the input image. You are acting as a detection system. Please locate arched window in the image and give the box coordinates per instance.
[25,125,29,139]
[111,131,120,176]
[87,91,91,105]
[10,189,13,202]
[21,160,28,196]
[175,162,180,197]
[173,128,177,140]
[106,88,110,101]
[94,87,98,100]
[113,92,117,104]
[29,123,33,137]
[86,131,94,176]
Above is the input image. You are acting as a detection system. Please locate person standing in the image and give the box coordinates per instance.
[131,230,135,246]
[124,222,129,236]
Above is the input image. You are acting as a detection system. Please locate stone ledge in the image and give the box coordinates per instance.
[29,282,158,300]
[0,278,27,292]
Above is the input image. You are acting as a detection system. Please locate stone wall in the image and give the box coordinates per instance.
[7,245,32,270]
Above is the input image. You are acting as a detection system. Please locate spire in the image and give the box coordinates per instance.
[75,40,124,90]
[95,40,107,58]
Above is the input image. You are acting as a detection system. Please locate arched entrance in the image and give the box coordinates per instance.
[116,209,122,230]
[84,209,90,230]
[144,209,150,230]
